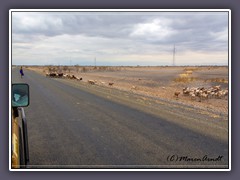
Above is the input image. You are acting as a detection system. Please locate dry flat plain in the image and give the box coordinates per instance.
[27,65,229,117]
[13,65,229,168]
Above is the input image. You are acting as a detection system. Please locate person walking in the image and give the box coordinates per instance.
[20,66,24,78]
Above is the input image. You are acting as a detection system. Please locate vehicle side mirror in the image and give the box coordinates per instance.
[12,84,29,107]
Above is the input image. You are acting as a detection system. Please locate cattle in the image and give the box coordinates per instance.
[49,73,57,77]
[57,73,64,78]
[46,72,63,78]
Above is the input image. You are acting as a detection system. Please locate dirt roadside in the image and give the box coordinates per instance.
[51,74,229,143]
[25,66,229,119]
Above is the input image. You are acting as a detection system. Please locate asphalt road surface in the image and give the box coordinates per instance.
[11,68,229,169]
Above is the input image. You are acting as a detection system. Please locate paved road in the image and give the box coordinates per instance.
[12,68,229,169]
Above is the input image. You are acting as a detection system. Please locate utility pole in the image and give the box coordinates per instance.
[173,44,176,66]
[94,57,96,67]
[69,57,72,66]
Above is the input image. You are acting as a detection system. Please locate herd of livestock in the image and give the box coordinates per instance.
[174,85,228,101]
[46,72,82,80]
[46,72,228,102]
[45,72,114,86]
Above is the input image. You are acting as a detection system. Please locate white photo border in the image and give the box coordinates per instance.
[9,9,231,171]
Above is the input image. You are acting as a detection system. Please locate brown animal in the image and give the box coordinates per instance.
[88,80,95,85]
[49,73,57,77]
[109,82,114,86]
[57,73,64,78]
[174,91,181,98]
[70,75,77,79]
[182,87,190,95]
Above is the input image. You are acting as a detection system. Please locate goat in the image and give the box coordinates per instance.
[76,77,83,81]
[88,80,95,85]
[174,91,181,98]
[70,75,77,79]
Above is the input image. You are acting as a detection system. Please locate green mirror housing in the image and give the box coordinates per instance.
[12,83,29,107]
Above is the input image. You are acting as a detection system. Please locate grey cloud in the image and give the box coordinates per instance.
[11,11,229,65]
[129,13,228,52]
[12,12,228,48]
[12,12,144,38]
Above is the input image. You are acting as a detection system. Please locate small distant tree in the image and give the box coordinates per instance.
[63,66,68,72]
[48,66,55,73]
[57,66,61,73]
[51,67,57,72]
[75,64,80,73]
[82,67,87,73]
[47,66,52,72]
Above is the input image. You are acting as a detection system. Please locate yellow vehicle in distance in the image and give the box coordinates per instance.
[12,83,29,168]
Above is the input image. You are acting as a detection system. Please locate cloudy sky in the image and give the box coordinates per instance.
[11,10,229,66]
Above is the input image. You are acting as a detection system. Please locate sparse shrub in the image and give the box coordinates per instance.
[82,67,87,73]
[174,73,197,83]
[209,78,228,83]
[48,66,55,73]
[75,64,80,73]
[63,66,68,72]
[185,70,193,75]
[183,67,199,72]
[99,66,107,71]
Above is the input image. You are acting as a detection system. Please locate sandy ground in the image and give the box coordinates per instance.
[24,66,229,116]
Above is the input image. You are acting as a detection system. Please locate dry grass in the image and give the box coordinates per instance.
[174,76,197,83]
[26,65,228,115]
[185,70,193,75]
[174,73,197,83]
[183,67,199,72]
[206,78,228,84]
[77,66,122,73]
